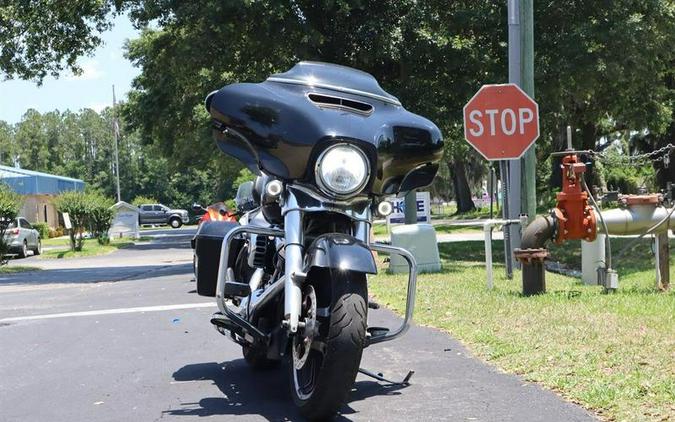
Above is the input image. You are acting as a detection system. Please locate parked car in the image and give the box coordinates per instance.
[2,217,42,258]
[138,203,189,228]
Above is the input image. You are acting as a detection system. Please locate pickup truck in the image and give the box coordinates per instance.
[138,204,189,228]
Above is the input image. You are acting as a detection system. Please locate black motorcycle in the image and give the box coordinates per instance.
[194,62,442,419]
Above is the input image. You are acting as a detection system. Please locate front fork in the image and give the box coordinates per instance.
[283,204,304,333]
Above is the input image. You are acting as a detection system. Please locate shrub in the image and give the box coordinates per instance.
[54,190,88,251]
[32,222,50,239]
[0,184,20,263]
[86,192,115,245]
[132,195,158,207]
[47,227,64,238]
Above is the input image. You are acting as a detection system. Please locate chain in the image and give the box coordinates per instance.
[588,143,675,168]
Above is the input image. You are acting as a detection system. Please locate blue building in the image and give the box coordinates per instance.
[0,165,85,227]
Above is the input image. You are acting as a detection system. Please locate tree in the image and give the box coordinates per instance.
[54,190,89,251]
[534,0,675,191]
[0,183,21,263]
[0,1,124,82]
[86,191,115,244]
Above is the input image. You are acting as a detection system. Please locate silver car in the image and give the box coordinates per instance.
[2,217,42,258]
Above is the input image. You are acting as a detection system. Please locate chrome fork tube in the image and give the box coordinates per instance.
[283,192,304,333]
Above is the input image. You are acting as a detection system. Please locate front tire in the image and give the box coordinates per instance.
[290,270,367,420]
[169,217,182,229]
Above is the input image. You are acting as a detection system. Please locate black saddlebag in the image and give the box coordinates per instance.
[192,221,242,297]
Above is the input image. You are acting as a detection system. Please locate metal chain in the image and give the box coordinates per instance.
[589,143,675,168]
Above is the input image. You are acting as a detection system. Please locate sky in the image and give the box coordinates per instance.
[0,14,141,124]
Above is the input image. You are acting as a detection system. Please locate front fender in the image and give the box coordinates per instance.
[304,233,377,274]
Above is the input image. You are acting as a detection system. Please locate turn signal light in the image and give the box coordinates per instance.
[377,201,393,217]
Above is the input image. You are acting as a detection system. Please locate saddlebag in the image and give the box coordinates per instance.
[193,221,242,296]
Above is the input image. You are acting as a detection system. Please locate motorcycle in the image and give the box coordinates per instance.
[195,61,443,419]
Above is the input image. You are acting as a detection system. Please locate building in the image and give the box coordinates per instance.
[0,165,85,227]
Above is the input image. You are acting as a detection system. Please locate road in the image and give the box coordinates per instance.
[0,227,595,421]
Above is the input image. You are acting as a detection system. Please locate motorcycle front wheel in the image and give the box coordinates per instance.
[289,270,367,420]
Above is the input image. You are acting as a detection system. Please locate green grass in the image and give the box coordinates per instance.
[430,204,499,220]
[0,265,41,273]
[41,236,71,247]
[39,238,143,259]
[369,240,675,421]
[373,223,483,237]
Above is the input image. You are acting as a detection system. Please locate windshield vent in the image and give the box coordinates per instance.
[308,94,373,115]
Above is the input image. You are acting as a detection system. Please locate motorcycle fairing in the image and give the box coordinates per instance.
[207,62,443,196]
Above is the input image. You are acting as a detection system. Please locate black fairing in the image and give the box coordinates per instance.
[207,61,443,196]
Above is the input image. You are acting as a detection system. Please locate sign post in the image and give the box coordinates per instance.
[463,83,539,276]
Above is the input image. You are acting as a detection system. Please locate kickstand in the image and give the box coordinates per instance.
[358,367,414,386]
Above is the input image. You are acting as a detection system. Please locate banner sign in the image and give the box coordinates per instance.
[387,191,431,225]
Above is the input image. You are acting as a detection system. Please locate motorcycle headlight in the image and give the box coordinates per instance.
[315,144,369,197]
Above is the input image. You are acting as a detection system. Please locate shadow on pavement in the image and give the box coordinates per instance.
[0,263,192,286]
[165,359,408,420]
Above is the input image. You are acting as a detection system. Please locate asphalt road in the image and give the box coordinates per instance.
[0,228,595,421]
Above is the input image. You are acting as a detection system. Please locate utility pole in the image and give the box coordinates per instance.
[520,0,536,221]
[112,85,121,203]
[505,0,523,276]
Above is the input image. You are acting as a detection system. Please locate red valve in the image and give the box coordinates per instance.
[552,154,597,244]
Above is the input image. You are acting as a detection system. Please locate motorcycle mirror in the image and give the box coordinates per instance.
[192,203,205,212]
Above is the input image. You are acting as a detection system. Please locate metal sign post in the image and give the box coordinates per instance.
[506,0,522,276]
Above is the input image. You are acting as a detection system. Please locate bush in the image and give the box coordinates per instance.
[0,184,20,263]
[132,195,158,207]
[48,226,64,238]
[32,222,50,239]
[54,190,89,251]
[86,192,115,245]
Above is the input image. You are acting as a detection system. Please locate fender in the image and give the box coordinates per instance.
[304,233,377,274]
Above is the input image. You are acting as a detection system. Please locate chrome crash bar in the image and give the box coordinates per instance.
[215,226,417,347]
[366,242,418,346]
[215,225,285,337]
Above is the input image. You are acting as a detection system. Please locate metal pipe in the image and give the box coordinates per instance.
[597,205,675,235]
[521,214,556,249]
[514,215,556,295]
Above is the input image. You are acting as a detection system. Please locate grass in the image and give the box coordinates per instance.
[373,222,483,237]
[39,237,146,259]
[369,240,675,421]
[41,236,72,247]
[0,265,41,273]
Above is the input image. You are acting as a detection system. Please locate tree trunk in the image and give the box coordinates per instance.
[450,160,476,214]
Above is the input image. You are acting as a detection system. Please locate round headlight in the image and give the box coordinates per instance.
[315,144,369,196]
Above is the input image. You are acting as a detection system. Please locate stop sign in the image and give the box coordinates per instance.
[463,84,539,160]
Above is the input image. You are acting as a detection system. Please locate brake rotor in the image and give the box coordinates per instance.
[292,284,317,370]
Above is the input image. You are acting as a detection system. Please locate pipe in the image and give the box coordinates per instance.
[514,215,557,295]
[597,205,675,236]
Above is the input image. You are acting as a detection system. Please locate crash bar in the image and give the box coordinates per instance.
[366,242,417,345]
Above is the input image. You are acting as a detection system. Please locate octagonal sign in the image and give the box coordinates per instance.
[463,83,539,161]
